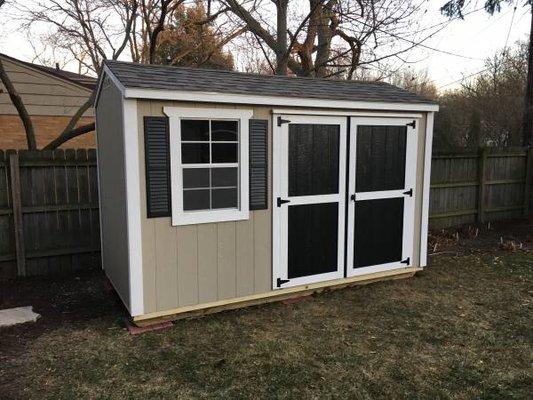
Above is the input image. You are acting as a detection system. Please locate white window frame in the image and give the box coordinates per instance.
[163,107,252,226]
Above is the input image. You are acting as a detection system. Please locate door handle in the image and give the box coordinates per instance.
[277,197,290,207]
[350,194,356,201]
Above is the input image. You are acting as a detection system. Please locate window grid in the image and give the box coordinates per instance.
[181,119,240,211]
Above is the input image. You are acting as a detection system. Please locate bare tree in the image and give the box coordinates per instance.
[441,0,533,146]
[11,0,140,149]
[212,0,425,78]
[0,0,37,149]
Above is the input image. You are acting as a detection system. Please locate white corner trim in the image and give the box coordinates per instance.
[122,98,144,316]
[163,106,253,226]
[94,64,126,109]
[125,88,439,112]
[420,112,435,267]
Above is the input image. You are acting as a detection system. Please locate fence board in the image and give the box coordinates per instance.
[430,146,532,229]
[0,150,101,279]
[0,146,530,279]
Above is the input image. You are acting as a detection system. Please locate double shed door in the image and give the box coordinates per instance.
[273,114,417,289]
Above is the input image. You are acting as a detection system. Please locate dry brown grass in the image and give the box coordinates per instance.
[0,228,531,399]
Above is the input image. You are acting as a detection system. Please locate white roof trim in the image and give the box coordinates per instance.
[123,87,439,112]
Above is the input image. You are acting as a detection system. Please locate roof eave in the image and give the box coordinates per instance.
[122,87,439,112]
[0,53,95,92]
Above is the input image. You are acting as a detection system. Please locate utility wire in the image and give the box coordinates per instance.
[438,68,489,89]
[503,0,519,52]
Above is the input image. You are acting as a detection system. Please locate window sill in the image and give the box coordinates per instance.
[172,209,250,226]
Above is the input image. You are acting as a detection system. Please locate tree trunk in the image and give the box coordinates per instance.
[0,58,37,150]
[522,5,533,147]
[275,0,288,75]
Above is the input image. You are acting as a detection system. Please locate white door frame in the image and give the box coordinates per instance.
[346,117,418,277]
[272,114,347,289]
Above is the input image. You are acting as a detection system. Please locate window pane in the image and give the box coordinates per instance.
[212,167,238,187]
[182,143,209,164]
[183,168,210,188]
[212,188,238,209]
[212,143,237,163]
[212,120,238,141]
[181,120,209,141]
[288,124,339,196]
[183,189,210,210]
[356,125,406,192]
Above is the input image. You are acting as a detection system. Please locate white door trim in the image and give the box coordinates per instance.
[272,114,347,289]
[346,117,418,277]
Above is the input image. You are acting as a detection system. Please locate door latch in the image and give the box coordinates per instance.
[403,188,413,197]
[350,194,356,201]
[401,257,410,265]
[277,116,291,126]
[277,197,290,207]
[277,278,290,287]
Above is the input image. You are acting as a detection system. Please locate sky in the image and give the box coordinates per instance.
[0,0,530,91]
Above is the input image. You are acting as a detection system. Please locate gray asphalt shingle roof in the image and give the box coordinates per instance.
[104,60,436,105]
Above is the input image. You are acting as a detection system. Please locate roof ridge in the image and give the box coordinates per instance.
[104,59,393,87]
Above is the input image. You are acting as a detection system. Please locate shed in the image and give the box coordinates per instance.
[94,61,438,325]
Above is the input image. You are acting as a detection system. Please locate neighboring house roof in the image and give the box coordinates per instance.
[103,60,437,105]
[0,53,96,90]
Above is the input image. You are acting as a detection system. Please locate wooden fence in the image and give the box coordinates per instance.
[0,150,100,280]
[0,147,531,279]
[429,147,533,229]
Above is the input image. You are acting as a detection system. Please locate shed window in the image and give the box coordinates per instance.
[164,107,252,226]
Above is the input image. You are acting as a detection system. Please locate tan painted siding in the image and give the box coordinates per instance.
[0,57,93,117]
[96,78,131,310]
[137,101,428,315]
[137,100,272,313]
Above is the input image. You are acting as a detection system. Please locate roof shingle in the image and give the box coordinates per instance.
[104,60,437,105]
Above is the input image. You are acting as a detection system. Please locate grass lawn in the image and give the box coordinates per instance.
[0,220,532,399]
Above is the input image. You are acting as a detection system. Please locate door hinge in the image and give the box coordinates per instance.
[277,278,290,287]
[277,116,291,126]
[401,257,410,265]
[407,120,416,129]
[403,188,413,197]
[277,197,290,207]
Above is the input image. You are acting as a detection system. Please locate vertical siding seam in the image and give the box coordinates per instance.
[216,223,220,300]
[234,221,237,297]
[251,213,255,294]
[153,217,158,311]
[196,225,199,304]
[178,225,181,306]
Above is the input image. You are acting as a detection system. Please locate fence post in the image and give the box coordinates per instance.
[477,147,488,223]
[524,147,533,216]
[9,152,26,277]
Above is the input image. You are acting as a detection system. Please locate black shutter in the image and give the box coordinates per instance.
[144,116,171,218]
[249,119,268,210]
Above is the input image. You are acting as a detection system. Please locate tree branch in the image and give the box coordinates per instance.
[43,122,95,150]
[0,57,37,150]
